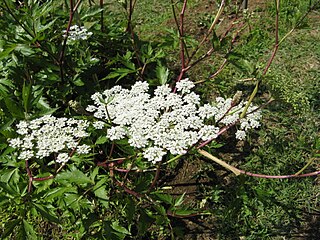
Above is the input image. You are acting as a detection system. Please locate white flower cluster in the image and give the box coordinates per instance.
[9,115,90,164]
[86,79,261,163]
[62,25,93,42]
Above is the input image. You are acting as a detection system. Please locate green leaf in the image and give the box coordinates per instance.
[22,219,37,239]
[153,204,166,215]
[32,203,60,223]
[172,208,197,216]
[0,79,14,94]
[211,30,221,50]
[125,197,135,223]
[152,192,173,205]
[44,186,75,201]
[73,78,85,86]
[81,8,103,20]
[0,117,15,133]
[103,68,137,82]
[0,44,17,60]
[55,170,94,185]
[1,219,21,238]
[95,136,108,145]
[22,82,32,113]
[111,221,131,235]
[4,97,24,118]
[156,65,169,85]
[0,168,19,183]
[0,181,19,197]
[16,44,35,56]
[93,179,109,201]
[174,192,186,207]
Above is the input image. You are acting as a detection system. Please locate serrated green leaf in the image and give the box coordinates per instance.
[156,65,169,85]
[44,186,76,201]
[95,135,108,145]
[153,204,166,215]
[32,203,60,223]
[0,168,19,183]
[0,181,19,197]
[16,44,35,56]
[93,179,109,201]
[22,219,37,239]
[4,97,24,118]
[55,170,94,185]
[81,8,103,20]
[0,44,17,60]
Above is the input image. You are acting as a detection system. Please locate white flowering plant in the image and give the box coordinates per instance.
[1,0,318,239]
[9,115,91,164]
[86,79,261,164]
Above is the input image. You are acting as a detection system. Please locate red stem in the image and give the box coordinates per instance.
[100,0,104,32]
[59,0,82,82]
[173,0,188,90]
[25,160,33,193]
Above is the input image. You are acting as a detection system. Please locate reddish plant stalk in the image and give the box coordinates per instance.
[59,0,82,82]
[100,0,104,32]
[25,160,33,193]
[174,0,188,88]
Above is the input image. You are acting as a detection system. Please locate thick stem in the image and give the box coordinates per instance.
[25,160,33,193]
[199,149,320,179]
[147,161,162,192]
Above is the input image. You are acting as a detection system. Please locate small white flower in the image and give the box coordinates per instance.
[9,138,22,148]
[107,126,127,140]
[56,153,69,163]
[176,78,195,94]
[143,147,166,164]
[235,130,246,140]
[77,144,91,154]
[10,115,91,163]
[63,25,93,43]
[18,150,34,160]
[92,121,105,129]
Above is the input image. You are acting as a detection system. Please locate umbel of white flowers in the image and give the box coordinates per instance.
[9,115,90,164]
[62,25,93,43]
[87,79,262,163]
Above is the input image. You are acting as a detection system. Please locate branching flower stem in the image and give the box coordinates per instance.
[59,0,82,82]
[173,0,188,89]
